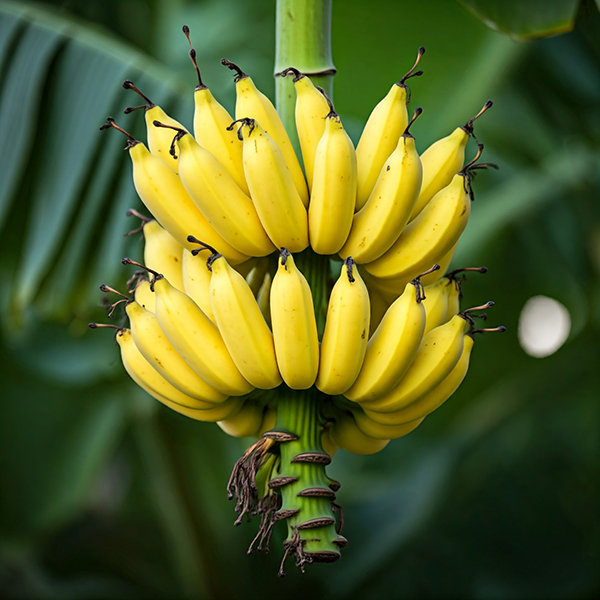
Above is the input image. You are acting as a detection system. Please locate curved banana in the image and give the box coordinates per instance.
[364,145,490,282]
[309,102,357,255]
[117,328,225,411]
[181,249,215,324]
[355,47,425,210]
[367,284,390,337]
[234,118,309,252]
[149,275,254,396]
[123,80,187,173]
[134,279,155,313]
[421,277,454,337]
[279,67,331,190]
[155,123,276,257]
[328,411,390,455]
[363,334,475,426]
[202,247,282,390]
[142,220,186,293]
[182,28,249,194]
[409,100,492,221]
[217,400,264,438]
[344,272,432,403]
[256,271,272,326]
[316,258,370,395]
[100,118,248,264]
[362,304,493,414]
[270,250,319,389]
[257,404,278,437]
[222,59,309,205]
[125,299,227,404]
[353,409,423,440]
[341,108,423,264]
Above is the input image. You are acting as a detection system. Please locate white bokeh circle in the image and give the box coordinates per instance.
[518,296,571,358]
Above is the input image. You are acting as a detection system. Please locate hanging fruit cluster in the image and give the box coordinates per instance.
[92,28,505,575]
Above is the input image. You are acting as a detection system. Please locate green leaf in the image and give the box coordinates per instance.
[0,0,188,319]
[456,0,580,40]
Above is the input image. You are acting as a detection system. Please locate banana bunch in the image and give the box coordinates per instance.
[92,26,505,571]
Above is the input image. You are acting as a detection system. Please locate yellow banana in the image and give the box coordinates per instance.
[355,47,425,210]
[124,297,227,404]
[196,244,282,389]
[344,270,435,403]
[409,100,492,221]
[181,249,215,323]
[279,67,331,190]
[245,258,270,297]
[361,241,458,300]
[222,59,309,205]
[100,118,248,264]
[115,327,248,422]
[182,27,249,194]
[363,303,493,414]
[137,269,255,397]
[154,121,276,257]
[142,219,186,293]
[217,400,264,438]
[316,258,370,395]
[256,271,272,326]
[270,250,319,389]
[134,279,155,313]
[328,410,390,455]
[353,408,423,440]
[233,118,309,252]
[257,404,277,437]
[308,99,357,255]
[364,145,497,282]
[363,325,504,426]
[122,80,187,173]
[367,284,390,337]
[341,108,423,263]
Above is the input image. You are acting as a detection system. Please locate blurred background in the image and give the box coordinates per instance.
[1,0,599,597]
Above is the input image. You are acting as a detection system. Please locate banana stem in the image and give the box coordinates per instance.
[270,388,344,575]
[295,247,330,337]
[275,0,336,151]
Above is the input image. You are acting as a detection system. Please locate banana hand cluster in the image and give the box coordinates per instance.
[92,26,505,572]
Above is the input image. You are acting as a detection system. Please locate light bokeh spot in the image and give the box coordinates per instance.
[518,296,571,358]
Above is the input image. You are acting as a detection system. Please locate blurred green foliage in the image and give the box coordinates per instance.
[0,0,599,597]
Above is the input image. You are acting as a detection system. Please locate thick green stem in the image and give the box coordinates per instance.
[295,248,331,338]
[275,0,335,150]
[269,389,344,572]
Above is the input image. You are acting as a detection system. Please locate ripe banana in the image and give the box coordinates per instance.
[154,121,276,257]
[409,100,493,221]
[181,249,215,323]
[344,272,432,403]
[363,303,493,414]
[233,118,309,252]
[353,408,423,440]
[364,145,489,282]
[125,298,228,404]
[200,245,282,389]
[134,279,155,313]
[182,27,249,194]
[270,250,319,389]
[148,274,255,396]
[217,400,264,438]
[316,258,370,395]
[123,80,187,173]
[100,118,248,264]
[421,277,454,337]
[355,47,425,210]
[279,67,331,190]
[256,271,272,326]
[142,220,186,293]
[363,334,475,426]
[119,327,249,424]
[222,59,309,205]
[309,100,357,255]
[363,325,504,426]
[329,411,390,455]
[341,108,423,263]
